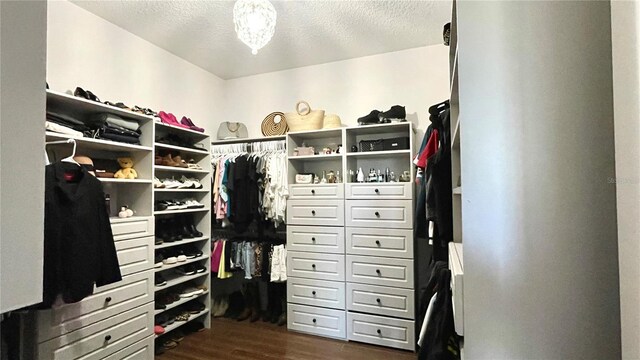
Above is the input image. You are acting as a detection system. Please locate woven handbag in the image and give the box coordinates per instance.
[261,112,288,136]
[285,101,324,132]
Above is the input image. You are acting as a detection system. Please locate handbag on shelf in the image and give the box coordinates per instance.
[217,121,248,140]
[285,101,324,132]
[261,112,288,136]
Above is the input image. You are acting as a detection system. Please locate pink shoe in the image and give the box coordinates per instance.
[180,116,205,132]
[158,111,190,129]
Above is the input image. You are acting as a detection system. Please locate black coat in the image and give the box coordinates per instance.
[42,162,122,307]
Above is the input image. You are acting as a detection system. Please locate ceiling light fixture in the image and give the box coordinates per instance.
[233,0,277,55]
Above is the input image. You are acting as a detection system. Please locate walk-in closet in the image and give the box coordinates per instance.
[0,1,637,360]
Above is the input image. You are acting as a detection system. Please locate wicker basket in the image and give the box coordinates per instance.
[285,101,324,132]
[323,114,342,129]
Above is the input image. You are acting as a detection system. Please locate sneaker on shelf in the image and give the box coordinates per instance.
[180,175,195,189]
[195,264,206,273]
[185,199,204,209]
[163,255,178,265]
[153,177,165,188]
[162,178,180,189]
[155,274,167,287]
[379,105,406,122]
[176,254,188,262]
[185,301,206,314]
[175,265,196,276]
[165,201,181,211]
[179,285,204,298]
[154,253,164,268]
[174,201,189,210]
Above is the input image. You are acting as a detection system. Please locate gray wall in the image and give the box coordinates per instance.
[457,1,621,358]
[611,2,640,359]
[0,0,47,313]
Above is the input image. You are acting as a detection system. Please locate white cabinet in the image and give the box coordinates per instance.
[346,255,414,289]
[346,183,412,200]
[287,251,345,282]
[287,277,346,310]
[290,184,344,199]
[347,312,415,351]
[346,283,414,320]
[346,200,413,229]
[287,225,345,254]
[287,199,345,227]
[288,304,346,339]
[346,227,413,258]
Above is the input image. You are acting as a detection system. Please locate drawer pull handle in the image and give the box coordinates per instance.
[105,297,112,303]
[376,269,381,275]
[312,264,316,269]
[376,329,381,335]
[375,240,381,246]
[105,335,112,341]
[375,189,379,193]
[312,318,317,324]
[311,210,316,216]
[375,211,380,217]
[312,291,317,296]
[311,189,316,194]
[311,237,316,242]
[376,298,381,303]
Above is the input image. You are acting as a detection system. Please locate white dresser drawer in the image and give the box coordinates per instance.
[287,200,344,227]
[288,304,346,339]
[346,255,414,289]
[290,184,344,199]
[35,270,154,342]
[346,227,413,258]
[347,283,414,319]
[347,312,415,351]
[287,225,345,254]
[37,302,154,360]
[346,200,413,229]
[346,183,412,200]
[287,251,345,282]
[115,235,153,276]
[102,335,153,360]
[110,216,153,241]
[288,277,346,310]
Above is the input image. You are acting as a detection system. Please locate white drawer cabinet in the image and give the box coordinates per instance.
[347,312,415,351]
[346,183,412,200]
[114,236,154,276]
[102,335,153,360]
[289,184,344,199]
[346,255,414,289]
[110,216,154,241]
[287,251,345,282]
[287,200,345,227]
[346,227,413,258]
[346,200,413,229]
[37,302,154,360]
[347,283,414,319]
[287,225,344,254]
[35,271,153,342]
[288,304,346,339]
[287,277,345,310]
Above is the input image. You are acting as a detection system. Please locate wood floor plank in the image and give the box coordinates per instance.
[156,317,416,360]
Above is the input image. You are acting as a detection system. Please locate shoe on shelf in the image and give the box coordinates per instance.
[174,311,191,322]
[160,153,180,167]
[154,201,168,212]
[187,159,203,170]
[172,155,189,168]
[380,105,406,122]
[195,264,206,273]
[155,274,167,287]
[158,111,190,129]
[177,178,193,189]
[154,325,165,335]
[357,110,383,125]
[176,265,196,276]
[153,177,165,188]
[185,301,206,314]
[163,254,178,265]
[180,246,203,259]
[162,178,180,189]
[179,285,204,298]
[155,254,164,268]
[185,199,204,209]
[180,116,205,133]
[155,302,166,310]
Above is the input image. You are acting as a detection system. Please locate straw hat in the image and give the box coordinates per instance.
[323,114,342,129]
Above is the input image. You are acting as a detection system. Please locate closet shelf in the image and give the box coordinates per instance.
[98,178,153,184]
[453,186,462,195]
[154,291,210,316]
[346,149,412,158]
[288,153,342,161]
[155,254,210,273]
[156,236,209,250]
[154,165,209,174]
[452,118,460,150]
[109,215,150,224]
[154,142,209,156]
[155,308,210,338]
[154,208,210,215]
[45,132,153,152]
[156,272,209,291]
[154,188,210,193]
[155,122,210,139]
[212,135,286,145]
[346,122,415,135]
[46,90,154,124]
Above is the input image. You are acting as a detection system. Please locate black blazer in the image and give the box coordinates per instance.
[43,162,122,307]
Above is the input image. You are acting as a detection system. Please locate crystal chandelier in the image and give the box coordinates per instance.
[233,0,277,55]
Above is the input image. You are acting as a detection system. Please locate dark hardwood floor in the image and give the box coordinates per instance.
[156,317,416,360]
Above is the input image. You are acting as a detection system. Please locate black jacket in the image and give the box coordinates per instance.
[43,162,122,307]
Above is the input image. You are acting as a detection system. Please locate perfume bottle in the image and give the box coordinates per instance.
[336,171,341,183]
[377,169,383,183]
[320,170,327,184]
[357,168,364,183]
[389,171,396,182]
[368,168,377,183]
[385,167,390,183]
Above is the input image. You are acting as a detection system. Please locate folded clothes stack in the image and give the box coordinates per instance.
[88,113,142,144]
[45,121,83,137]
[47,110,90,133]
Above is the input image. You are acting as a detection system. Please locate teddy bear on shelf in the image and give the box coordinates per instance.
[114,157,138,179]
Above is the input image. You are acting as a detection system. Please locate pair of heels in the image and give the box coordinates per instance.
[158,111,204,132]
[156,153,188,168]
[357,105,407,125]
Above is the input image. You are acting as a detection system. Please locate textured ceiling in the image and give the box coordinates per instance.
[71,0,452,79]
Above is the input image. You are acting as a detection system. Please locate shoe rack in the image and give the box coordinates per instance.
[153,121,212,341]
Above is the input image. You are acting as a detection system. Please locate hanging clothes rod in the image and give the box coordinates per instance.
[211,139,286,154]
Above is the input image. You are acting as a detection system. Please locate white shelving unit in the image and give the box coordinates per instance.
[153,121,212,342]
[285,123,416,351]
[22,90,157,359]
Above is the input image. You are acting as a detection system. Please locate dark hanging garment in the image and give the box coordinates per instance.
[418,269,460,360]
[42,162,122,308]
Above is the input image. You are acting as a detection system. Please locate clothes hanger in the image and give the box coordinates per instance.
[45,138,80,166]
